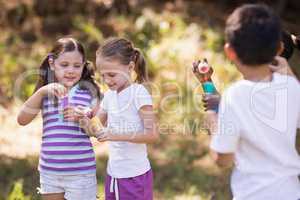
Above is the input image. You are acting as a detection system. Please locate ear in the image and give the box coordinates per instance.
[276,41,284,56]
[48,57,55,71]
[128,61,135,72]
[224,43,238,62]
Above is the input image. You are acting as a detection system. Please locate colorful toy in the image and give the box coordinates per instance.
[196,58,217,94]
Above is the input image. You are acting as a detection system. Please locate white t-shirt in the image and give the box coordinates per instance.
[210,73,300,200]
[101,83,152,178]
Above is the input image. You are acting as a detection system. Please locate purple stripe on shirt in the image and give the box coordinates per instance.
[41,157,95,163]
[43,134,89,139]
[43,110,59,118]
[43,125,84,132]
[43,118,59,125]
[42,149,94,155]
[44,104,56,109]
[40,164,96,171]
[72,96,91,103]
[75,90,91,95]
[42,142,92,147]
[62,96,68,108]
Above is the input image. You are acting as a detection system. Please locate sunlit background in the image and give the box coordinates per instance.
[0,0,299,199]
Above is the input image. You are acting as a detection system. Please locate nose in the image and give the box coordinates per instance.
[65,67,75,75]
[65,67,72,73]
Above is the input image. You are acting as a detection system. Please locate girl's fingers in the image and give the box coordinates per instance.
[74,106,86,116]
[63,108,73,116]
[79,117,90,128]
[59,87,67,97]
[63,116,71,121]
[55,83,67,97]
[55,87,65,98]
[64,116,76,122]
[64,106,74,112]
[54,90,63,99]
[97,136,107,142]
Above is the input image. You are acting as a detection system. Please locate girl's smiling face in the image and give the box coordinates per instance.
[50,50,84,89]
[96,56,133,92]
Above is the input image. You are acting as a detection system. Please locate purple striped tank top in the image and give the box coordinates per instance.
[39,84,96,175]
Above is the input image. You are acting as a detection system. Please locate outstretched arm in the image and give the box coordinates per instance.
[17,88,45,125]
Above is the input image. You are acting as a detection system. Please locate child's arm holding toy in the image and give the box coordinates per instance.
[192,59,221,112]
[193,59,234,169]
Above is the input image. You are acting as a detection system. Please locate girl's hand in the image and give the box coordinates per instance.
[269,56,295,77]
[64,106,91,122]
[63,106,80,122]
[79,116,104,137]
[97,128,114,142]
[40,83,67,98]
[74,106,91,119]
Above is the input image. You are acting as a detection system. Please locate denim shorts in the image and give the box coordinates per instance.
[39,172,98,200]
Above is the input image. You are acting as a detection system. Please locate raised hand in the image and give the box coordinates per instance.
[41,83,67,98]
[269,56,295,77]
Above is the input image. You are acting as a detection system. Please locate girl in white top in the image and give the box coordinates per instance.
[85,37,159,200]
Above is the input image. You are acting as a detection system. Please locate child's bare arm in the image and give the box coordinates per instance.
[17,88,45,125]
[17,83,67,125]
[206,109,234,169]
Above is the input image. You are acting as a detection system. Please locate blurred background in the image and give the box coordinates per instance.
[0,0,299,199]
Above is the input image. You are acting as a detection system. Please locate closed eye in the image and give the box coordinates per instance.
[108,73,116,77]
[101,73,116,78]
[74,64,82,68]
[59,62,69,67]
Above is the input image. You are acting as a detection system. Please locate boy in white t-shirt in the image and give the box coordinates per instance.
[206,4,300,200]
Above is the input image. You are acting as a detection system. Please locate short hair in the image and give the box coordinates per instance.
[225,4,282,66]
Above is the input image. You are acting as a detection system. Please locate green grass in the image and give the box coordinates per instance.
[0,141,232,200]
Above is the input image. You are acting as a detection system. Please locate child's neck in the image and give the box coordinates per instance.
[63,82,78,92]
[240,64,273,82]
[117,81,132,93]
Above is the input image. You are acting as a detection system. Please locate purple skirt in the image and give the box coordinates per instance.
[104,169,153,200]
